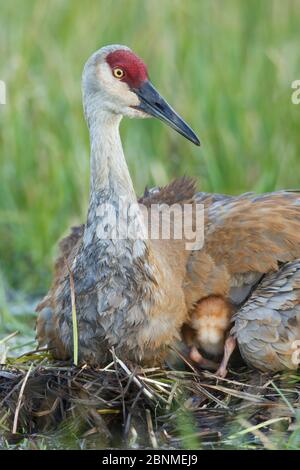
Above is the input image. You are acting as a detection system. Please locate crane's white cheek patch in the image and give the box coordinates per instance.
[96,63,140,108]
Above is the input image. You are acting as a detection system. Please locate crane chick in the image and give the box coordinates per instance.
[182,296,236,377]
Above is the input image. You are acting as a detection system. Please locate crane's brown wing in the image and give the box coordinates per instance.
[231,260,300,371]
[139,176,197,206]
[185,190,300,310]
[202,191,300,275]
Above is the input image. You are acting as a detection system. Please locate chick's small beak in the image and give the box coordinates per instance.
[133,80,200,146]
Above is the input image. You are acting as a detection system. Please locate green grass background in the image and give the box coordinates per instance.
[1,0,300,298]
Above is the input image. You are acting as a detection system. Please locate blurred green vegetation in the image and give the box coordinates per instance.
[1,0,300,296]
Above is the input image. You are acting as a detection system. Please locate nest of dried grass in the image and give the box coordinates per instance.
[0,348,300,450]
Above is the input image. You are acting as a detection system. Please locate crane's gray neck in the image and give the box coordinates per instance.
[83,98,146,249]
[88,109,136,201]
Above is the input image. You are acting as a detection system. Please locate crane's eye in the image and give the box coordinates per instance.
[113,68,125,79]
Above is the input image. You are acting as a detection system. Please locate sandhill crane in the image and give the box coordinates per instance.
[37,45,300,375]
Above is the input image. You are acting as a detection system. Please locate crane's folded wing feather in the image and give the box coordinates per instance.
[231,260,300,371]
[185,190,300,309]
[201,191,300,275]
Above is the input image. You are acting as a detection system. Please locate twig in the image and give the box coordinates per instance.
[202,383,264,403]
[111,347,127,424]
[170,346,229,408]
[146,409,158,449]
[166,381,179,411]
[111,352,154,400]
[12,363,33,434]
[65,258,78,366]
[236,417,276,450]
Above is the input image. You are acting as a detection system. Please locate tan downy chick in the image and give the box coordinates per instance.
[183,296,236,377]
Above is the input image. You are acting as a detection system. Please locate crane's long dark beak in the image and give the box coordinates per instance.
[133,80,200,146]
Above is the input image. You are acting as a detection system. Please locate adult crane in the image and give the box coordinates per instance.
[37,45,300,375]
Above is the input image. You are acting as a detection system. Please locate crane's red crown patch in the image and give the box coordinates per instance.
[106,49,148,89]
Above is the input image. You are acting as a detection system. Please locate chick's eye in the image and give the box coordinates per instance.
[113,68,125,79]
